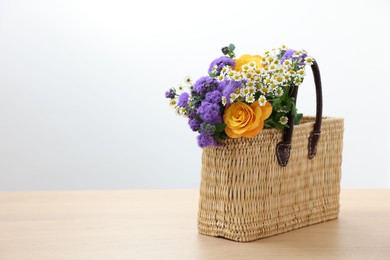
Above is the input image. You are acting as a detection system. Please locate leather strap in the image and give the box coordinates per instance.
[276,60,323,166]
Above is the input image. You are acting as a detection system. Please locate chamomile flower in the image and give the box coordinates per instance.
[294,77,302,85]
[267,56,275,63]
[241,64,250,71]
[248,86,256,94]
[305,56,314,65]
[261,56,267,65]
[269,64,277,71]
[184,76,192,84]
[283,60,291,67]
[241,87,251,96]
[246,81,255,88]
[279,116,288,125]
[287,69,296,77]
[221,96,227,106]
[274,75,284,85]
[293,51,300,58]
[258,95,267,106]
[297,69,305,78]
[253,76,261,82]
[221,66,229,75]
[217,74,224,81]
[260,86,270,94]
[189,85,194,90]
[245,71,254,80]
[232,73,242,80]
[178,85,184,91]
[248,61,256,68]
[227,70,235,78]
[230,93,238,103]
[280,44,287,51]
[170,100,177,106]
[274,87,284,97]
[245,94,255,103]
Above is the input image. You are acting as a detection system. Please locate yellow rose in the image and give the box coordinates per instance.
[234,54,263,71]
[223,101,272,138]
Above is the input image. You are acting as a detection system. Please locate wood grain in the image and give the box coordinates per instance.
[0,189,389,259]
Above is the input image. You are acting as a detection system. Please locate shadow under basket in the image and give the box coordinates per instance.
[197,116,344,242]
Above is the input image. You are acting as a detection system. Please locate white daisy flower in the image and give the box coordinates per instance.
[280,116,288,125]
[241,87,251,96]
[246,81,255,88]
[287,69,296,77]
[245,94,255,103]
[248,61,256,68]
[305,56,314,65]
[267,56,275,63]
[178,85,184,91]
[230,93,238,103]
[274,87,284,97]
[221,96,227,106]
[261,56,267,65]
[184,76,192,84]
[233,73,242,80]
[283,60,291,67]
[249,86,257,94]
[260,86,270,94]
[258,95,267,106]
[241,64,250,71]
[280,44,287,51]
[294,77,302,86]
[170,100,177,106]
[227,71,235,78]
[274,75,284,85]
[217,74,224,81]
[297,69,305,78]
[221,66,229,75]
[293,51,300,58]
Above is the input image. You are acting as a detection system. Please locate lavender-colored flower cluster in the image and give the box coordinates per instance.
[197,133,219,148]
[193,76,218,95]
[208,56,235,75]
[165,88,176,99]
[178,92,189,107]
[280,49,307,66]
[197,101,222,124]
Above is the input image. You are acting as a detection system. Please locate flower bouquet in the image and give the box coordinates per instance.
[165,44,314,147]
[164,44,344,242]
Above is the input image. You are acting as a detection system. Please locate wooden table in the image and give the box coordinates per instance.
[0,189,389,259]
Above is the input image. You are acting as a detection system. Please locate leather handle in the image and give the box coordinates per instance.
[276,60,323,167]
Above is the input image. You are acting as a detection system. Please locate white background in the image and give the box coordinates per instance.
[0,0,389,191]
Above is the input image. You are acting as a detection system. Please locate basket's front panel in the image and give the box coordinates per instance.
[198,117,344,242]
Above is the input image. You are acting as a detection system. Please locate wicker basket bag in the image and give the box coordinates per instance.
[198,61,344,242]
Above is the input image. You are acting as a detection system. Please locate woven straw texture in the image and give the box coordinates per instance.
[198,116,344,242]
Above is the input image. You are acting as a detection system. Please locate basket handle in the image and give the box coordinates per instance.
[275,60,323,167]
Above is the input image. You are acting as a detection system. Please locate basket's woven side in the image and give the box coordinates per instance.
[198,117,344,242]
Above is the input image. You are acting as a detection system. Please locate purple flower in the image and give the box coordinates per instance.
[205,90,222,104]
[165,88,176,99]
[208,56,236,75]
[178,92,189,107]
[197,101,222,124]
[197,133,219,148]
[188,109,197,120]
[194,76,218,94]
[280,49,307,66]
[188,119,201,132]
[221,80,243,105]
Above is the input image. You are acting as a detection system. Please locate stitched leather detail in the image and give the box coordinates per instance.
[308,131,321,159]
[276,142,291,167]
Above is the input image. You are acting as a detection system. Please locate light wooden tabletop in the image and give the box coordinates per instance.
[0,189,389,259]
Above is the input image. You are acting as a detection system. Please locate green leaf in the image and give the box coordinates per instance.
[294,113,303,125]
[214,122,226,133]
